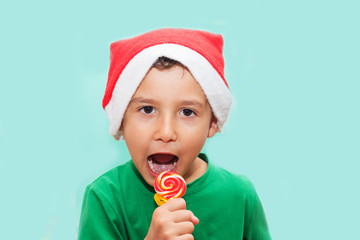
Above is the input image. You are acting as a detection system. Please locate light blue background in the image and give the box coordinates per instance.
[1,0,359,239]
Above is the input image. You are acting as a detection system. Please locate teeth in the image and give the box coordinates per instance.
[148,157,177,173]
[148,158,155,172]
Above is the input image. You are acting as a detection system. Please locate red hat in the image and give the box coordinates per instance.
[103,28,232,140]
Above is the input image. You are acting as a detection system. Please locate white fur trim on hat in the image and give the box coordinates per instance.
[105,43,232,140]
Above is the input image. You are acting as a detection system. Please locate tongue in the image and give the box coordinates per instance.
[152,161,175,173]
[150,154,177,174]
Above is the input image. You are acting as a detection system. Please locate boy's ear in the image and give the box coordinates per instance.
[119,121,124,131]
[207,115,218,138]
[118,124,124,139]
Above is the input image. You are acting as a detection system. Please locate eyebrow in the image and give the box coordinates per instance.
[181,100,206,109]
[129,97,157,105]
[129,97,206,108]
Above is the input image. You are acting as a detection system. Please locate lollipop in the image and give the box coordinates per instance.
[154,171,187,206]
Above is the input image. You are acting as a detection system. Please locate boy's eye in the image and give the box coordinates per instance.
[140,106,155,114]
[180,109,195,117]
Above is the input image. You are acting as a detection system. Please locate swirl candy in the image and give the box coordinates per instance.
[154,171,187,206]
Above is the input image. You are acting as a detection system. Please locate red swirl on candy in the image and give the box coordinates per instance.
[154,171,187,206]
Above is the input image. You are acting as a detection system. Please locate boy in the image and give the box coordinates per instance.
[79,28,271,239]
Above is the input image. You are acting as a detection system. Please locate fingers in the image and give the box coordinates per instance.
[191,214,200,225]
[173,210,199,225]
[146,198,199,240]
[173,221,195,236]
[166,198,199,225]
[176,234,194,240]
[165,198,187,211]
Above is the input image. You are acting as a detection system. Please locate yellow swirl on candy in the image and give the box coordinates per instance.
[154,171,187,206]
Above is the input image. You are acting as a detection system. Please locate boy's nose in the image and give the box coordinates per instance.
[154,115,177,143]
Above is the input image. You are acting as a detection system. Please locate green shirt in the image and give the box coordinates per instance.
[78,154,271,239]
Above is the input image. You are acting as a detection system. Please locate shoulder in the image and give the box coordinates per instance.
[214,166,256,194]
[79,164,131,239]
[200,153,255,194]
[210,165,271,239]
[210,165,262,207]
[85,162,131,199]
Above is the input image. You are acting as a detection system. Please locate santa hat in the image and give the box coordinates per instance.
[103,28,232,140]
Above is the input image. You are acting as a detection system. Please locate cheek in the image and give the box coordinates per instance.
[123,115,150,138]
[181,126,208,150]
[123,122,149,155]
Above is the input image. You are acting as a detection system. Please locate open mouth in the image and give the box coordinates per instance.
[147,153,178,176]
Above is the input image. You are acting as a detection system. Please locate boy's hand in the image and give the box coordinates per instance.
[145,198,199,240]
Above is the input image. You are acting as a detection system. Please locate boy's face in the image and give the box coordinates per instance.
[122,65,218,186]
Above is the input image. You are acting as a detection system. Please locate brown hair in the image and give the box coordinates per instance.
[151,56,185,69]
